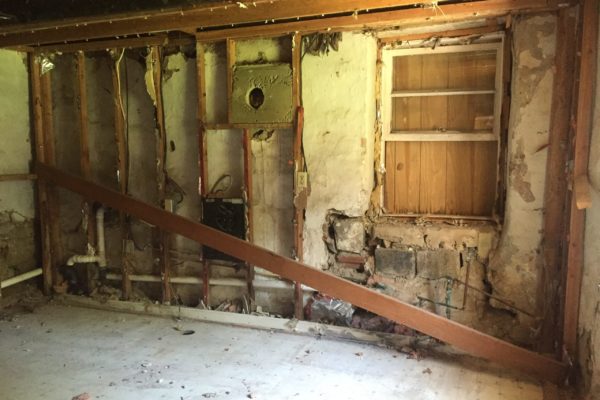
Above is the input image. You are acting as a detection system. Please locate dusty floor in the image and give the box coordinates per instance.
[0,303,544,400]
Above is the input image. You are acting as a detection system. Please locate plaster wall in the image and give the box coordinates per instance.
[486,14,556,322]
[0,50,36,281]
[301,33,377,269]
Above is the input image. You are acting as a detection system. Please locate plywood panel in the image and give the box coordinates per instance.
[446,142,474,215]
[419,142,447,214]
[472,141,498,215]
[446,53,474,215]
[393,141,421,213]
[419,54,448,214]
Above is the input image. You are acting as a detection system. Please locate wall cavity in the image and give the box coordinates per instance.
[0,50,37,283]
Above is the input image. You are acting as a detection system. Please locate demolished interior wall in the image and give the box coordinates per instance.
[44,16,561,344]
[578,11,600,399]
[0,50,37,287]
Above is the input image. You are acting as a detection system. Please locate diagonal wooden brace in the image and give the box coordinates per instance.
[36,162,567,383]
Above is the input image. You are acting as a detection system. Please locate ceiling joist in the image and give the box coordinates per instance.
[0,0,574,48]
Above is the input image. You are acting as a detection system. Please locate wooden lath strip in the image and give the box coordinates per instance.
[36,162,568,383]
[0,0,574,47]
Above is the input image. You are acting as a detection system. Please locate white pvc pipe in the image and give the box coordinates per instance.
[96,207,106,267]
[105,273,314,291]
[1,268,43,289]
[66,207,106,268]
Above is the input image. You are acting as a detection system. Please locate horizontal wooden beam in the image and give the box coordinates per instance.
[195,0,571,42]
[0,0,574,47]
[37,35,168,54]
[0,0,443,47]
[0,173,37,182]
[36,162,567,383]
[378,24,504,44]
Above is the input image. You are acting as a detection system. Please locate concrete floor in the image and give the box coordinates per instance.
[0,303,544,400]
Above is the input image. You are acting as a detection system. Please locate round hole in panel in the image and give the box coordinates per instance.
[248,87,265,110]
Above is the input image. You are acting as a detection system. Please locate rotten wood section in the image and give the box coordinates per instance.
[151,45,172,304]
[563,0,599,361]
[539,8,577,355]
[110,48,132,300]
[242,128,255,302]
[1,0,574,47]
[0,174,37,182]
[37,162,568,383]
[28,55,52,295]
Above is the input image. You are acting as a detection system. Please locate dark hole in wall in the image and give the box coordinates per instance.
[248,87,265,110]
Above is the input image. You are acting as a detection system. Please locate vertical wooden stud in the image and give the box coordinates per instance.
[196,40,210,306]
[151,45,172,304]
[30,55,52,295]
[226,39,236,124]
[539,9,577,355]
[111,48,131,300]
[40,63,63,288]
[292,33,305,319]
[243,128,255,303]
[563,0,598,361]
[76,51,97,293]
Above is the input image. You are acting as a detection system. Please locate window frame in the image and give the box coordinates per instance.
[380,40,505,218]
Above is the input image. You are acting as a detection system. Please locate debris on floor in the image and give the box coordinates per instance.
[351,309,418,336]
[304,293,354,326]
[71,393,91,400]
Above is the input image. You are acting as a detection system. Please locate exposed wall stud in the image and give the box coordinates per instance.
[151,45,172,304]
[292,32,304,319]
[539,8,577,355]
[40,64,63,289]
[563,0,598,362]
[226,39,236,124]
[242,128,255,303]
[110,48,131,300]
[29,54,52,295]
